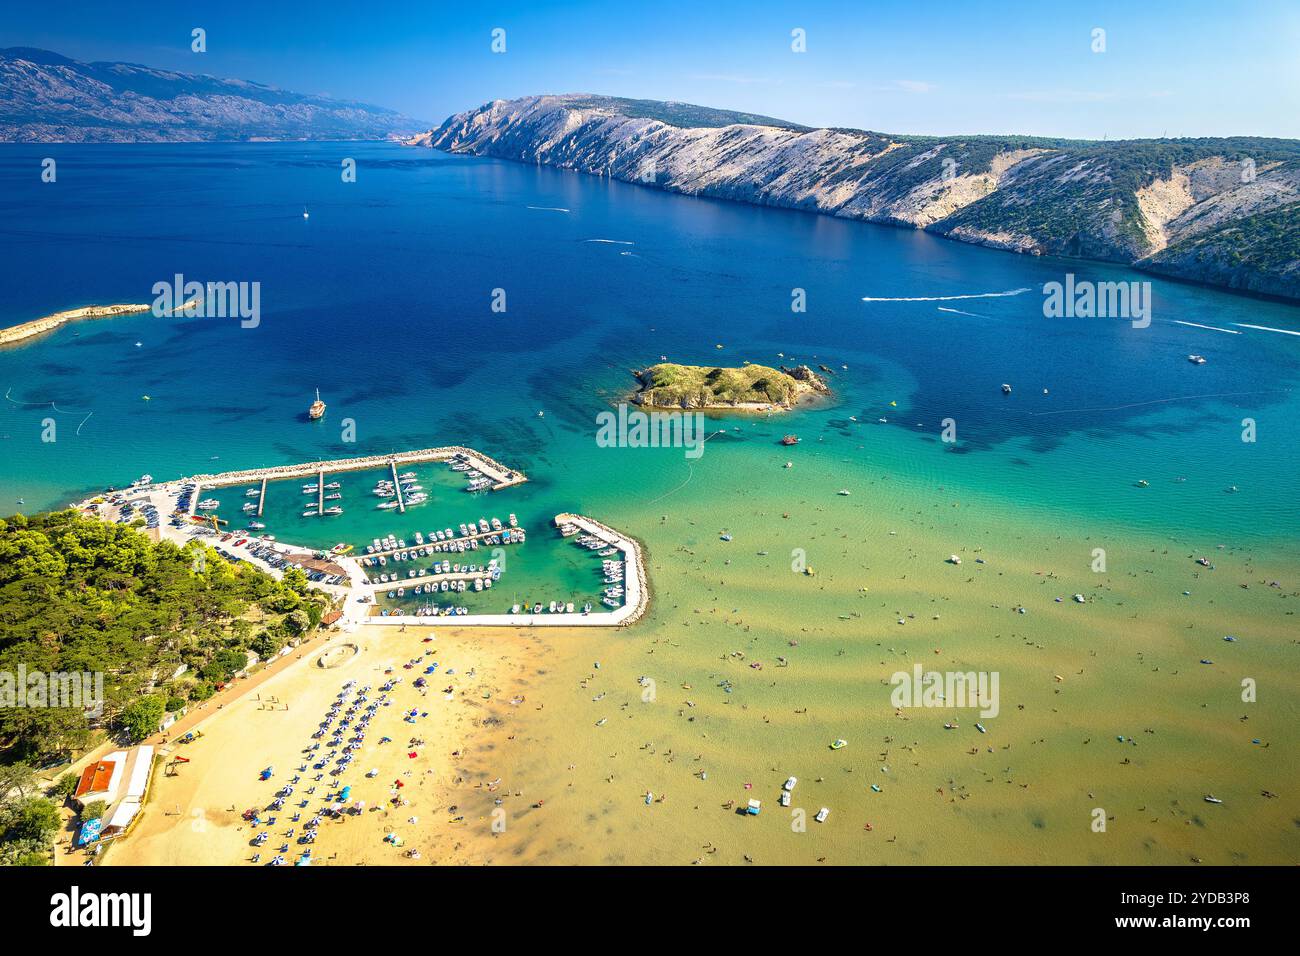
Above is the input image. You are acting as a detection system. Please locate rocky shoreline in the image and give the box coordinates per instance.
[0,302,151,347]
[415,94,1300,303]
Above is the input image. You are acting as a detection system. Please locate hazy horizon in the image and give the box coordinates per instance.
[2,0,1297,141]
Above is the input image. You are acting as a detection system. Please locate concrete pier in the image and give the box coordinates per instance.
[185,445,527,502]
[363,525,523,559]
[390,461,405,513]
[364,569,495,592]
[257,477,267,517]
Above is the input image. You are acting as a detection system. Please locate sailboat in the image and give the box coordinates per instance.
[302,207,310,220]
[308,388,326,420]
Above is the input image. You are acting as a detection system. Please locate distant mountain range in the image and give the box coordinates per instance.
[413,94,1300,301]
[0,47,425,142]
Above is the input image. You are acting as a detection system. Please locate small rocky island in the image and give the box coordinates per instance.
[632,362,829,410]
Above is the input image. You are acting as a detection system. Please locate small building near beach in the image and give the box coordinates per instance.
[72,745,156,836]
[74,757,122,806]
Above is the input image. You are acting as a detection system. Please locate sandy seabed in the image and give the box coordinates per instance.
[106,455,1300,867]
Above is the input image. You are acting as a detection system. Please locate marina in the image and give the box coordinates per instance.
[185,445,526,512]
[363,512,647,626]
[75,446,645,628]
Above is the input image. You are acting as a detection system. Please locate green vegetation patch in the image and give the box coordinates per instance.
[635,362,803,407]
[0,510,331,765]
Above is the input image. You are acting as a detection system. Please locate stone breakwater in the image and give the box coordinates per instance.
[554,512,650,627]
[0,303,151,347]
[184,445,526,504]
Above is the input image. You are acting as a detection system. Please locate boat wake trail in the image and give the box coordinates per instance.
[1234,323,1300,337]
[584,239,635,245]
[862,287,1030,303]
[526,205,570,213]
[1173,320,1240,334]
[937,306,984,317]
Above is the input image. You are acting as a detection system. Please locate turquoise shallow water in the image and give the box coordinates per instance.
[8,142,1295,865]
[0,141,1297,551]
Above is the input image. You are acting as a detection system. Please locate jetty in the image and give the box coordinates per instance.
[183,445,527,513]
[364,525,522,559]
[390,461,405,513]
[256,478,267,517]
[185,446,527,491]
[365,569,495,593]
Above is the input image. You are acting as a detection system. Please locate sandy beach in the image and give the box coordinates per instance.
[106,624,586,866]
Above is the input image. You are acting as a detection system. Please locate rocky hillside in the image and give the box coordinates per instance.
[413,94,1300,300]
[632,362,825,409]
[0,47,424,142]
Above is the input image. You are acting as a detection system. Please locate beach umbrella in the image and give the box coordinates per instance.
[76,818,103,847]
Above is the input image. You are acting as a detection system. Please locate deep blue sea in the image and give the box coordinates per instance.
[1,141,1298,548]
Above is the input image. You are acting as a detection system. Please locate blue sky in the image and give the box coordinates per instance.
[4,0,1297,138]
